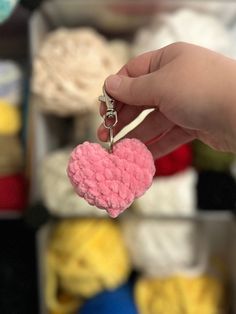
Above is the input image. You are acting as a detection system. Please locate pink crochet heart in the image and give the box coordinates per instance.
[67,138,155,218]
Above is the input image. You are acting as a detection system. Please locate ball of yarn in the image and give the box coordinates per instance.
[135,275,226,314]
[79,282,138,314]
[40,149,107,217]
[32,27,122,116]
[0,0,19,23]
[155,144,193,176]
[121,216,207,278]
[193,140,235,172]
[0,135,24,175]
[0,100,21,135]
[197,170,236,210]
[0,60,23,105]
[132,8,235,58]
[46,219,131,313]
[0,173,28,210]
[133,168,197,216]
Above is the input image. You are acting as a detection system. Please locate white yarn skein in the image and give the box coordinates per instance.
[121,216,208,278]
[40,149,107,217]
[179,3,236,26]
[132,8,236,59]
[0,61,23,106]
[32,27,123,116]
[133,168,197,217]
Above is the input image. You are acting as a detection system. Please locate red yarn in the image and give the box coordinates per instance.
[154,144,192,177]
[0,174,28,211]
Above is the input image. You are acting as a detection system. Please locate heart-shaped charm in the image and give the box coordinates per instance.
[67,138,155,217]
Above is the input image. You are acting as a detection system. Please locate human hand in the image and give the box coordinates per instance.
[97,42,236,158]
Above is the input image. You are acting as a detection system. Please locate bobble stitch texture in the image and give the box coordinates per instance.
[67,139,155,217]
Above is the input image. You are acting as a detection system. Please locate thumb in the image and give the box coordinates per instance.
[105,73,160,107]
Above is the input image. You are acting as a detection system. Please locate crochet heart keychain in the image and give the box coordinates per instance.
[67,87,155,218]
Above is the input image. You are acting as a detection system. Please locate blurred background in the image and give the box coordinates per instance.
[1,0,236,313]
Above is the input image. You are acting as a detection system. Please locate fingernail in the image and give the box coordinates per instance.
[105,75,121,92]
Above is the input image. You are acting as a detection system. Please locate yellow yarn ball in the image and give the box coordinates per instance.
[0,100,21,135]
[46,219,131,313]
[135,275,225,314]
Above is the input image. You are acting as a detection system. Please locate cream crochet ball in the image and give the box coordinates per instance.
[40,149,107,217]
[132,8,236,58]
[133,168,197,216]
[121,216,207,278]
[32,27,124,116]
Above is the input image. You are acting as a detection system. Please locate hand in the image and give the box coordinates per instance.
[97,42,236,158]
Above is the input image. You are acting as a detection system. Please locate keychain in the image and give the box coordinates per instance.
[99,86,118,153]
[67,86,155,218]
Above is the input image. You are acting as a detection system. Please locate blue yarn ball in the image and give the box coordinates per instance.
[79,282,138,314]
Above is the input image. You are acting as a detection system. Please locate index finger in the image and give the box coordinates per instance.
[117,49,164,77]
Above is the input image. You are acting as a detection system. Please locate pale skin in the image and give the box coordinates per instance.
[97,42,236,158]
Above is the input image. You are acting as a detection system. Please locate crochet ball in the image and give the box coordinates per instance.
[132,8,235,58]
[0,135,24,175]
[41,149,106,217]
[79,282,138,314]
[67,139,155,218]
[135,275,225,314]
[0,0,19,23]
[0,173,28,210]
[46,219,131,312]
[121,216,207,277]
[0,100,21,135]
[193,140,235,172]
[134,168,197,216]
[0,60,23,105]
[32,27,122,116]
[197,170,236,210]
[154,144,192,176]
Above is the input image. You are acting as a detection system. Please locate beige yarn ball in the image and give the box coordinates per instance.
[133,168,197,217]
[121,215,207,278]
[33,27,122,116]
[40,149,107,217]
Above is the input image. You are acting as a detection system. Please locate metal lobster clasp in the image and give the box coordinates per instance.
[99,86,118,152]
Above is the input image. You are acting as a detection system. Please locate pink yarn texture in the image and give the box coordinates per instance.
[67,139,155,218]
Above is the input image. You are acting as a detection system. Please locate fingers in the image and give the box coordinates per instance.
[101,47,169,108]
[148,126,195,159]
[105,72,160,107]
[118,49,164,77]
[117,42,186,77]
[125,110,174,143]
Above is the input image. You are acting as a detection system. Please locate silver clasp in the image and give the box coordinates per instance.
[99,86,117,153]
